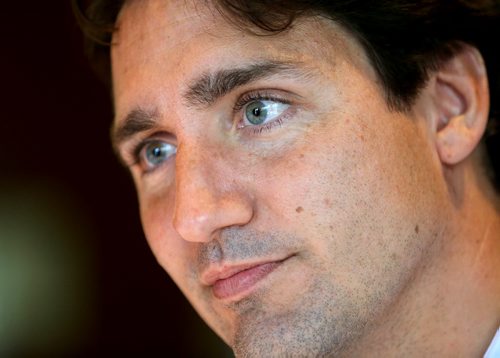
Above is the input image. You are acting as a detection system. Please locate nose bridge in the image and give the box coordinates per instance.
[172,140,253,243]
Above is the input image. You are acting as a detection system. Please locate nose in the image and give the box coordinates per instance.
[172,143,254,243]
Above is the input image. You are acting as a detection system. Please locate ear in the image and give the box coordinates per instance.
[430,45,490,165]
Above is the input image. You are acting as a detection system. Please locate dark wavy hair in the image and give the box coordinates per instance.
[73,0,500,188]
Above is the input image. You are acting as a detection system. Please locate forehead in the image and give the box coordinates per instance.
[113,0,217,63]
[111,0,371,122]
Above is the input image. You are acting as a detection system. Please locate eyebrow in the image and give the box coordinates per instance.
[112,108,159,149]
[183,60,300,108]
[112,60,304,148]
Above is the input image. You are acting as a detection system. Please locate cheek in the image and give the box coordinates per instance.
[250,114,362,228]
[138,187,235,340]
[138,188,193,280]
[259,108,444,258]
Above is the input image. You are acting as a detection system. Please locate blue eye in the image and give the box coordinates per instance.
[141,140,176,169]
[244,100,289,126]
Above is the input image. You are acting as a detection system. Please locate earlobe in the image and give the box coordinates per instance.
[432,45,490,165]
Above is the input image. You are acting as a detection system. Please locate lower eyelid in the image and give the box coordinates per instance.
[240,106,296,134]
[140,153,176,176]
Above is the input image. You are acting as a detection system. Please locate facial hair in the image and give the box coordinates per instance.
[196,227,380,357]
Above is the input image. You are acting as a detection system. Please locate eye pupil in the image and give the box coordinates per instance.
[152,147,162,157]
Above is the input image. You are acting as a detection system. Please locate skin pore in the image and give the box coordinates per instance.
[111,0,500,356]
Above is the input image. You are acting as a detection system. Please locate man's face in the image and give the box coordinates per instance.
[112,0,450,355]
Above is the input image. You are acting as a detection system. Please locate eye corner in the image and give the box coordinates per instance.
[113,143,137,169]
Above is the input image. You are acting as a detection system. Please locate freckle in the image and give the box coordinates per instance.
[359,134,365,141]
[296,206,304,213]
[299,153,305,159]
[415,225,419,234]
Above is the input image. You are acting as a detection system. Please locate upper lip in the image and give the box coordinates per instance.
[200,257,289,286]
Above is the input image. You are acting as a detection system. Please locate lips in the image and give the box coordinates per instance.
[202,260,285,301]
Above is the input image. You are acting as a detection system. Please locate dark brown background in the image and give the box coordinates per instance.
[0,1,230,356]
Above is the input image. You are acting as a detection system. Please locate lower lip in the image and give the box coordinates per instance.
[212,261,282,300]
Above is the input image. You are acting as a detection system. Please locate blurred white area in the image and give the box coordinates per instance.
[0,178,97,355]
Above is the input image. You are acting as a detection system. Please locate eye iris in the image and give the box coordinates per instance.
[246,101,268,125]
[145,142,172,165]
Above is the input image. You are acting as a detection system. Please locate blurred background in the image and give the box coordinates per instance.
[0,1,230,356]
